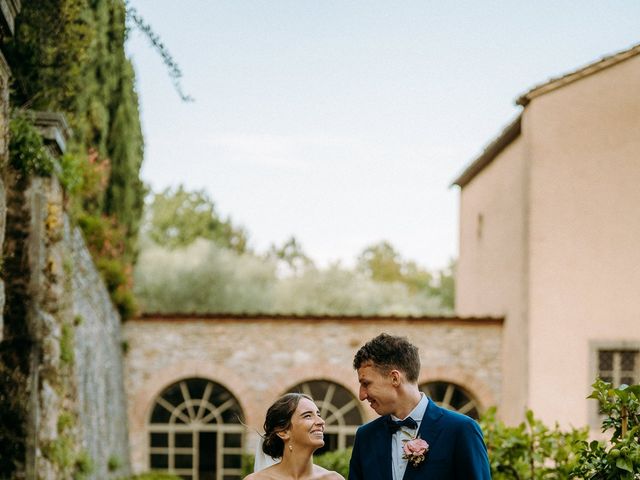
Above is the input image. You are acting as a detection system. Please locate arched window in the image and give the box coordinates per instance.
[148,378,244,480]
[287,380,364,454]
[419,381,480,419]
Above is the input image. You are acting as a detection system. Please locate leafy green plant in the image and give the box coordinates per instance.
[60,323,75,366]
[78,212,137,318]
[8,113,55,176]
[74,450,93,479]
[108,454,122,472]
[480,407,587,479]
[241,453,255,477]
[315,448,351,478]
[571,379,640,479]
[118,473,180,480]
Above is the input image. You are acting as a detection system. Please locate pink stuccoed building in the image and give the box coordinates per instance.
[453,43,640,428]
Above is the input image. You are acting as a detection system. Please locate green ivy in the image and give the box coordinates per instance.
[74,450,94,479]
[8,114,55,176]
[480,407,587,479]
[60,323,75,366]
[108,454,122,472]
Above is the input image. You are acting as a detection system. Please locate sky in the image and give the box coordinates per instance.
[125,1,640,270]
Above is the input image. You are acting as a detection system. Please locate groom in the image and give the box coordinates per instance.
[348,333,491,480]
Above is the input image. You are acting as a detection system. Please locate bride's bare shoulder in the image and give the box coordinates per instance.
[319,472,345,479]
[243,471,272,480]
[245,464,282,480]
[313,465,345,480]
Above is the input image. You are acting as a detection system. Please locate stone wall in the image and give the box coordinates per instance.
[68,216,131,478]
[124,314,503,473]
[0,167,131,478]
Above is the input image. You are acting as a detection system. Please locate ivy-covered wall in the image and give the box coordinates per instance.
[0,1,145,477]
[4,0,145,318]
[5,0,145,254]
[1,118,132,478]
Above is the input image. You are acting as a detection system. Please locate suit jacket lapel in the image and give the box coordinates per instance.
[402,398,444,480]
[378,416,393,479]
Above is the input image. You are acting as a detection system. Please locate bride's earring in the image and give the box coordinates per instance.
[289,444,293,452]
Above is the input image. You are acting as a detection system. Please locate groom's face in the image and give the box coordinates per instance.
[357,361,397,416]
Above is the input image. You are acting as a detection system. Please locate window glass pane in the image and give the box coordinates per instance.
[201,406,217,424]
[419,381,480,420]
[150,454,168,469]
[224,433,242,448]
[221,406,243,424]
[175,454,193,469]
[151,404,171,424]
[620,351,637,372]
[332,387,351,408]
[174,409,188,424]
[224,454,242,468]
[210,388,233,408]
[162,383,185,408]
[188,378,209,400]
[599,351,613,371]
[344,407,362,425]
[175,433,192,448]
[150,432,168,447]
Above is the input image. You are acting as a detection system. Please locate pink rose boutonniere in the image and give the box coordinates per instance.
[402,436,429,467]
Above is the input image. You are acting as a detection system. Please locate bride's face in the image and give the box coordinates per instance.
[288,397,325,450]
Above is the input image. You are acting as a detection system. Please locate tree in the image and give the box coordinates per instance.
[432,259,455,311]
[356,241,455,312]
[145,186,248,253]
[266,236,314,276]
[357,241,405,283]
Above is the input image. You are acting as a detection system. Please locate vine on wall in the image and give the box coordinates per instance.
[5,0,146,318]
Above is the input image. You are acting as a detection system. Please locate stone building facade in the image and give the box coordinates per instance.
[123,314,502,478]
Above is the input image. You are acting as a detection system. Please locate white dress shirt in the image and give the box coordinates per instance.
[391,393,429,480]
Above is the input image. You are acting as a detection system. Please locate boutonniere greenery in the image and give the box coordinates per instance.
[401,431,429,467]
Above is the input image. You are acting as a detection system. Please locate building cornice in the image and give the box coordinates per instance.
[516,42,640,106]
[451,115,521,188]
[32,111,72,156]
[133,312,504,326]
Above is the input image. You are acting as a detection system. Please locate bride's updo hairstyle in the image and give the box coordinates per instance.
[262,393,313,458]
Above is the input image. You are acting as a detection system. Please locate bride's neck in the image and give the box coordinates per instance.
[278,447,315,479]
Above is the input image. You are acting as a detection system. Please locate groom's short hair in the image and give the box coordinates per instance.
[353,333,420,383]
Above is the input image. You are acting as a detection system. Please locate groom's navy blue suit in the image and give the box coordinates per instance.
[348,399,491,480]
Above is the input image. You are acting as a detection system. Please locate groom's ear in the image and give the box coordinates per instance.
[390,369,402,387]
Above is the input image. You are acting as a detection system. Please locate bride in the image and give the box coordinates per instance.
[245,393,345,480]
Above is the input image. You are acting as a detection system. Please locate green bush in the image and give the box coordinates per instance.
[571,379,640,479]
[480,408,587,479]
[118,473,180,480]
[241,453,255,477]
[315,448,351,477]
[8,113,55,176]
